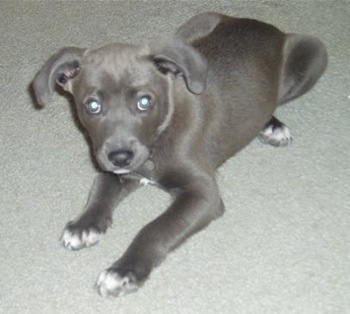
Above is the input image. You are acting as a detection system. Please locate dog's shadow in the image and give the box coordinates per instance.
[28,82,100,171]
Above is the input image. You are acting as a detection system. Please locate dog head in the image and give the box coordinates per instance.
[33,40,208,174]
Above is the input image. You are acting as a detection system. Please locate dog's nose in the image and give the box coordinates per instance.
[108,150,134,168]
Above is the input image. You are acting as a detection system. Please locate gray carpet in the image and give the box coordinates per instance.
[1,0,349,313]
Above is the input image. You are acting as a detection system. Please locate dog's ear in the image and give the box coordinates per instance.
[150,40,208,94]
[32,47,85,107]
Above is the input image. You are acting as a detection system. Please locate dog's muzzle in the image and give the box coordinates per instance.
[96,140,150,174]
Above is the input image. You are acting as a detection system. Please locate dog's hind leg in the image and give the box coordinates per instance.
[60,172,139,250]
[258,116,293,147]
[260,34,327,147]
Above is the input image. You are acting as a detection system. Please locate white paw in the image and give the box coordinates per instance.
[60,228,102,250]
[259,124,293,147]
[96,269,139,298]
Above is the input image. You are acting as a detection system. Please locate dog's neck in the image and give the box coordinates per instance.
[119,159,158,187]
[136,159,155,180]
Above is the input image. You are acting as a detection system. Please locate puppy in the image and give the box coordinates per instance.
[32,12,327,297]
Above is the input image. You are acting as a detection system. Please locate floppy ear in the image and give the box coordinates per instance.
[32,47,85,107]
[150,40,208,94]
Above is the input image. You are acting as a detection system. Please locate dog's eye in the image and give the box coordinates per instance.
[137,96,152,111]
[87,100,101,114]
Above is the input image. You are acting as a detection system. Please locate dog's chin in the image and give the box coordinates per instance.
[98,156,150,176]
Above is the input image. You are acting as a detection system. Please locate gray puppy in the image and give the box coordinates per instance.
[32,12,327,297]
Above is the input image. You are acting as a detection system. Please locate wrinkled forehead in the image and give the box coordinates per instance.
[79,43,155,92]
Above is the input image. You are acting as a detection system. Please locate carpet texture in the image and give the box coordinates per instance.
[1,1,349,313]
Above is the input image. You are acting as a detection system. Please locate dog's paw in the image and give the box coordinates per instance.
[96,269,139,298]
[60,224,103,250]
[258,123,293,147]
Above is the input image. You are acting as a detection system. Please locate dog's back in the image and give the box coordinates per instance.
[175,13,327,166]
[175,14,285,165]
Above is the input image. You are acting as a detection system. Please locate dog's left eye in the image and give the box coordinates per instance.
[137,96,152,111]
[87,100,102,114]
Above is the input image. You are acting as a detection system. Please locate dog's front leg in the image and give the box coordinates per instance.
[96,174,224,297]
[61,172,139,250]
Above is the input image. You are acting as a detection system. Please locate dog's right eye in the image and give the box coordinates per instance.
[137,95,152,111]
[86,100,102,114]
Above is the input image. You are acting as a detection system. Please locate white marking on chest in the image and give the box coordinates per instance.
[139,177,156,186]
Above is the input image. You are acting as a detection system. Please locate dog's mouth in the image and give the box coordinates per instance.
[112,168,132,175]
